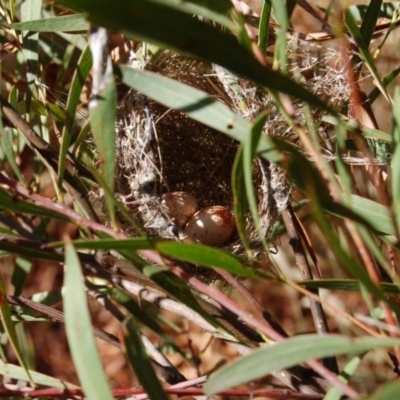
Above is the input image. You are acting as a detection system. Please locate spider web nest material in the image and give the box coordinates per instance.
[115,40,350,254]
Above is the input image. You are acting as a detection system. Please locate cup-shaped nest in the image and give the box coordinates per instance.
[115,41,350,253]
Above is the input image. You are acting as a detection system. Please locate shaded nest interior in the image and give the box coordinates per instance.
[114,43,350,251]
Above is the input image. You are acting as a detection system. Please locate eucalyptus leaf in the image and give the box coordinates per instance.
[205,334,400,395]
[63,242,113,400]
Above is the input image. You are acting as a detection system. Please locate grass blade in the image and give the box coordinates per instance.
[0,274,32,384]
[204,334,400,395]
[12,13,89,32]
[359,0,382,48]
[63,240,113,400]
[59,44,92,185]
[123,318,168,400]
[156,242,254,277]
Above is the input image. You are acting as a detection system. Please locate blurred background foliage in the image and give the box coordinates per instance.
[1,0,400,399]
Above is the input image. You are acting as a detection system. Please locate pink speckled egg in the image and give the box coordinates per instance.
[161,192,199,228]
[183,206,235,247]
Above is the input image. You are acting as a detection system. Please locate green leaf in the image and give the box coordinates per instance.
[0,240,63,262]
[59,44,92,185]
[258,0,272,53]
[231,146,252,253]
[63,241,113,400]
[20,0,41,101]
[156,242,254,277]
[12,258,33,296]
[300,279,400,294]
[345,9,389,103]
[123,318,168,400]
[0,274,32,383]
[60,238,156,251]
[55,0,335,113]
[12,13,89,31]
[0,187,68,221]
[272,0,288,73]
[0,128,25,183]
[392,88,400,234]
[149,0,234,28]
[89,66,117,223]
[17,99,67,121]
[322,116,393,143]
[204,334,400,395]
[243,112,269,249]
[337,195,394,236]
[0,359,78,388]
[369,65,400,104]
[359,0,382,48]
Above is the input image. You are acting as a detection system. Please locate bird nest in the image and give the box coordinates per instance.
[114,40,349,254]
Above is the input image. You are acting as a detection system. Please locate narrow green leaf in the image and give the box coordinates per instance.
[150,0,234,28]
[0,128,25,183]
[258,0,272,53]
[369,65,400,104]
[55,0,335,113]
[59,44,92,185]
[12,13,89,31]
[300,279,400,294]
[0,187,68,221]
[156,242,254,277]
[323,116,392,143]
[56,238,156,251]
[0,274,32,383]
[0,241,63,262]
[243,113,269,249]
[17,99,67,121]
[339,195,394,236]
[123,318,168,400]
[63,241,113,400]
[272,0,288,73]
[231,145,251,253]
[89,72,117,223]
[0,359,78,388]
[11,257,33,296]
[392,88,400,234]
[204,334,400,395]
[359,0,382,48]
[20,0,41,106]
[345,9,389,103]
